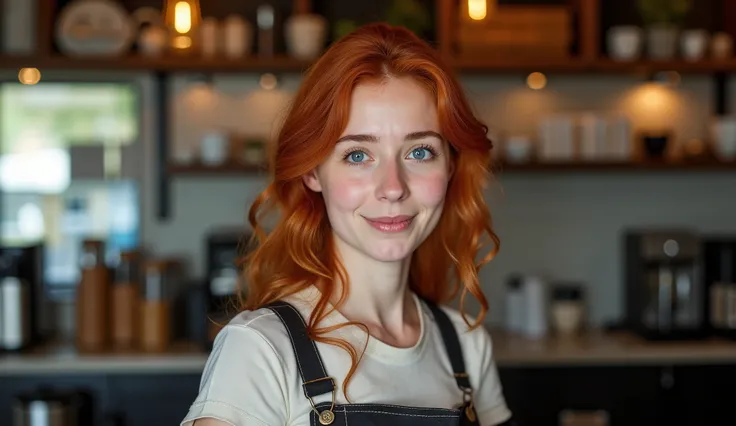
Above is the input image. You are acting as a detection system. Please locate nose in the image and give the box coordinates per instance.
[375,159,409,202]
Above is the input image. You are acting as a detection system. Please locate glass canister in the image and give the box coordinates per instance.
[110,250,142,350]
[139,260,171,352]
[75,239,109,352]
[551,283,586,336]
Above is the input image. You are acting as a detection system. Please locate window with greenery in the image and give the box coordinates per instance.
[0,82,141,297]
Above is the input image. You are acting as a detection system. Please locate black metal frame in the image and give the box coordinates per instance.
[154,72,170,220]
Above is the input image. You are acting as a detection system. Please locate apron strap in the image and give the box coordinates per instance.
[422,300,473,392]
[265,301,336,400]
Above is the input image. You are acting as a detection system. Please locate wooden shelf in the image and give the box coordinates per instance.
[5,54,736,75]
[494,159,736,172]
[450,57,736,74]
[0,54,313,73]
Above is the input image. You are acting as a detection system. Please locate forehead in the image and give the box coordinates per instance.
[344,77,439,132]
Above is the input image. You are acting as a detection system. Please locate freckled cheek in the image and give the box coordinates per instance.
[323,176,370,212]
[410,173,449,206]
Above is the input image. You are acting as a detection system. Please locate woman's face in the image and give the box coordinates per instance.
[303,76,453,263]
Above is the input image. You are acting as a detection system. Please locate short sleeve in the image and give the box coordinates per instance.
[468,327,513,426]
[181,325,290,426]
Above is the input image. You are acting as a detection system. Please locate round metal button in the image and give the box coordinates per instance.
[318,409,335,425]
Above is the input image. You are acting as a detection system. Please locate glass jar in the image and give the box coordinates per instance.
[139,259,171,352]
[551,283,585,336]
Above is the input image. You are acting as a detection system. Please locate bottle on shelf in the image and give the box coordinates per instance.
[140,259,172,352]
[110,249,142,350]
[76,239,110,353]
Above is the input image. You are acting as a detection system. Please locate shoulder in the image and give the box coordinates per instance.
[226,305,290,346]
[181,307,294,426]
[222,288,319,354]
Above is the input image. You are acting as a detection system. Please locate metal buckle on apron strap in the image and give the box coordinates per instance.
[303,376,337,425]
[454,373,477,423]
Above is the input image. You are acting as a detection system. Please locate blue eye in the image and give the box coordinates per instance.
[346,150,367,163]
[408,147,434,161]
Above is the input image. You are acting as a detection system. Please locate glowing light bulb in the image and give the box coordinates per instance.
[468,0,487,20]
[174,1,192,33]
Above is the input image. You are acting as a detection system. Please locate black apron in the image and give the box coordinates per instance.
[266,299,517,426]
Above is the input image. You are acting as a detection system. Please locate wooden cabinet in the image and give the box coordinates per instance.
[499,365,736,426]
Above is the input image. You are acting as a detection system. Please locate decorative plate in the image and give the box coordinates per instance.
[56,0,134,56]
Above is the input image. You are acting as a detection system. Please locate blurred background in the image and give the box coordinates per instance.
[1,0,736,425]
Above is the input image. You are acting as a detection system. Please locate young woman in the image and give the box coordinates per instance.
[182,23,515,426]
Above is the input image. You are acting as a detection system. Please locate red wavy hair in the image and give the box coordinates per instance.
[240,22,499,399]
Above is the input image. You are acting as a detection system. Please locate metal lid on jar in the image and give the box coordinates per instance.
[115,249,142,284]
[552,283,584,301]
[80,240,105,269]
[143,259,177,301]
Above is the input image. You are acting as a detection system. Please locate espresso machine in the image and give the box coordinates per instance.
[623,229,706,340]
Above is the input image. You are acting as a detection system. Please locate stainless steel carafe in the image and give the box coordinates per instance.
[0,252,31,351]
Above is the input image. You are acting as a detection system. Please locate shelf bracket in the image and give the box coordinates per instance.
[155,72,171,221]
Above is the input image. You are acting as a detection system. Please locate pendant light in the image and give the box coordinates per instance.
[163,0,202,53]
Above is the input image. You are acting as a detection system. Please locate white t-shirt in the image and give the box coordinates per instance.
[181,286,512,426]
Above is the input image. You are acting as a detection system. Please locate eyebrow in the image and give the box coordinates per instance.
[336,130,443,144]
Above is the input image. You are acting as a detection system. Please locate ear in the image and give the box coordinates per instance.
[302,169,323,192]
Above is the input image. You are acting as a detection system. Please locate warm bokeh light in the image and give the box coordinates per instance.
[468,0,487,20]
[655,71,681,88]
[618,82,683,133]
[636,83,673,112]
[259,73,278,90]
[174,1,192,33]
[183,82,218,111]
[173,35,192,49]
[164,0,200,51]
[526,72,547,90]
[18,68,41,85]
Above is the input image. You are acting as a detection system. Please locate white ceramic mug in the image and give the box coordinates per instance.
[681,29,709,61]
[607,26,643,61]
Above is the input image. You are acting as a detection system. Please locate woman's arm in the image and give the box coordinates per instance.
[193,419,233,426]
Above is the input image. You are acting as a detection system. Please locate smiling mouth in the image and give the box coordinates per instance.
[363,215,415,233]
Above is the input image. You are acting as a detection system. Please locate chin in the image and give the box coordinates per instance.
[365,242,415,263]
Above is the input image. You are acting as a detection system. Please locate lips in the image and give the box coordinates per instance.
[363,215,415,233]
[365,215,414,224]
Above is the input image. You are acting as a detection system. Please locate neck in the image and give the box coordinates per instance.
[327,236,419,339]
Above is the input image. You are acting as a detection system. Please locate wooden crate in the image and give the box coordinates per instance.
[456,4,573,57]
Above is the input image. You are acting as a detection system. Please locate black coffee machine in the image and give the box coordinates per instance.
[623,229,706,340]
[0,243,46,352]
[703,236,736,339]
